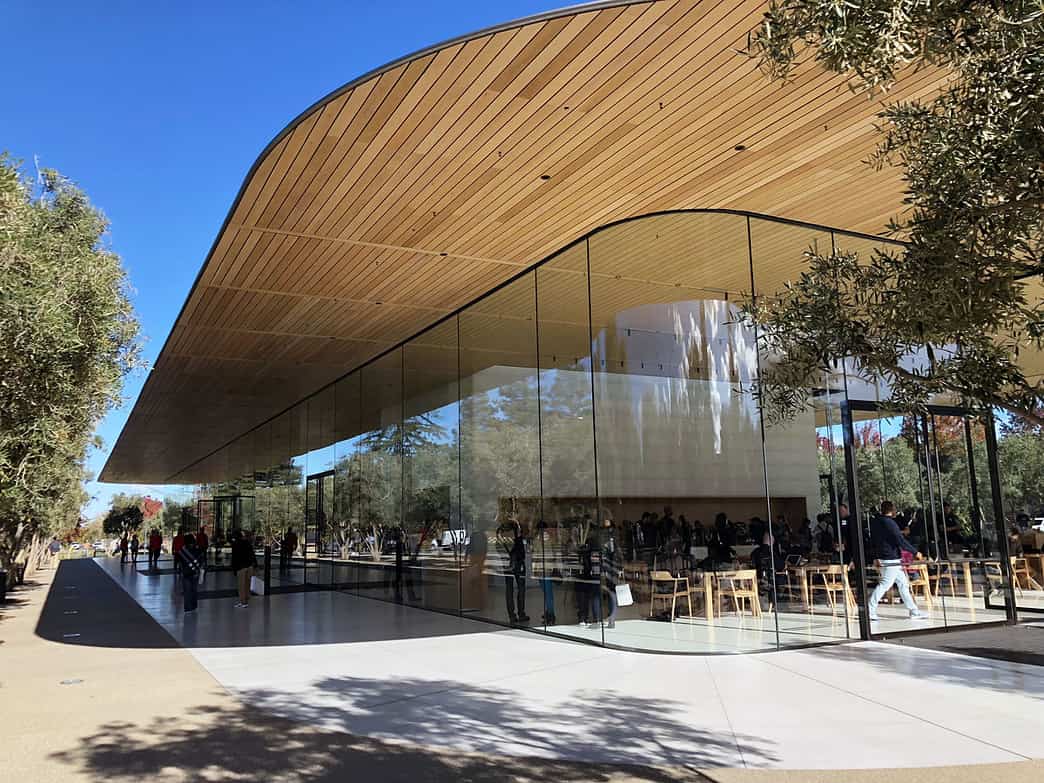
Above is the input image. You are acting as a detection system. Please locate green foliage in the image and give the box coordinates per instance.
[103,504,143,536]
[0,156,141,576]
[745,0,1044,426]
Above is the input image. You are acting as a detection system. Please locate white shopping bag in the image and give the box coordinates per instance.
[615,583,634,607]
[250,575,265,595]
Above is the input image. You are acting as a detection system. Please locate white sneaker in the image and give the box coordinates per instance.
[868,615,880,622]
[910,610,929,620]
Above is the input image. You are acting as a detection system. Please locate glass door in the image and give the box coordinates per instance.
[845,404,1012,637]
[304,471,334,586]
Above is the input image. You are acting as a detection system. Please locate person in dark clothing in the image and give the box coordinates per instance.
[796,518,813,555]
[195,528,209,566]
[714,512,737,547]
[748,517,766,547]
[575,538,600,626]
[678,514,694,568]
[172,528,185,576]
[178,535,204,613]
[943,502,973,554]
[599,517,619,629]
[867,501,927,622]
[230,529,258,608]
[119,533,128,565]
[280,527,298,572]
[658,507,675,549]
[147,529,162,570]
[498,517,528,624]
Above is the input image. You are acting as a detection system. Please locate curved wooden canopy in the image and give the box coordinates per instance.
[102,0,947,483]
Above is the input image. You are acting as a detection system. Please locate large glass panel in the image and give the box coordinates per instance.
[751,218,855,647]
[306,386,336,586]
[332,372,363,593]
[403,318,462,614]
[459,272,540,627]
[277,406,308,585]
[925,413,1010,625]
[358,350,404,602]
[267,411,294,587]
[588,212,774,652]
[993,416,1044,613]
[252,423,274,567]
[535,243,599,639]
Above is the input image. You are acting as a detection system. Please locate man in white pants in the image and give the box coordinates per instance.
[868,500,928,622]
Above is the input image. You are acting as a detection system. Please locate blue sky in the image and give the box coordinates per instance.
[6,0,560,518]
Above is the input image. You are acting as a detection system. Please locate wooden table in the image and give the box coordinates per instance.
[943,558,978,598]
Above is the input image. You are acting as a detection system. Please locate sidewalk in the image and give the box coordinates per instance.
[1,560,709,782]
[3,559,1042,782]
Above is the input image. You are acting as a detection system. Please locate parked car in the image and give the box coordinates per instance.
[440,529,470,548]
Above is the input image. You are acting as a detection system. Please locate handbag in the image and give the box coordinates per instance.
[197,566,206,585]
[250,575,265,595]
[615,583,634,607]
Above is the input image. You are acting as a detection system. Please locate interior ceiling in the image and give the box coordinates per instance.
[102,0,953,484]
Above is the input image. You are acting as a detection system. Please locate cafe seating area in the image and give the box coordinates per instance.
[547,544,1013,653]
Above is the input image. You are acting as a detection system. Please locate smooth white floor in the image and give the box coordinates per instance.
[95,557,1043,770]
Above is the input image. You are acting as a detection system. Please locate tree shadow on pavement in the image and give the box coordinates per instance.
[807,636,1044,700]
[50,675,777,781]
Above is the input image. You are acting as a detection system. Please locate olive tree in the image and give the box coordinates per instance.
[743,1,1044,426]
[0,156,141,582]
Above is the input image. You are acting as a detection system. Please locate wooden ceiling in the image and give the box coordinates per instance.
[102,0,949,483]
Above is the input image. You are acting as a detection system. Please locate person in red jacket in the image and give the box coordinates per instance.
[172,529,185,576]
[147,529,163,570]
[196,527,210,566]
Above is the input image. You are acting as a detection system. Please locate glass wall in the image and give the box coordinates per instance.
[174,211,1020,652]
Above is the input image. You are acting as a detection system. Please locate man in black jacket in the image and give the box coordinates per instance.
[867,501,928,622]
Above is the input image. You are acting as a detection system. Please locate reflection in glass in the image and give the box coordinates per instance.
[403,318,462,614]
[459,273,540,627]
[535,243,597,636]
[168,211,1025,651]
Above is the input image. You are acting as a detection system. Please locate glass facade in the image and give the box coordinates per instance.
[170,211,1021,653]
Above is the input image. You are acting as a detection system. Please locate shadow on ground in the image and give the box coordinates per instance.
[229,674,778,770]
[807,633,1044,700]
[47,679,748,782]
[39,559,528,649]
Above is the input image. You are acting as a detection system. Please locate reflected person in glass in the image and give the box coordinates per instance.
[496,512,529,625]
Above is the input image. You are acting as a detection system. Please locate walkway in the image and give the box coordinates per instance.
[96,555,1042,770]
[4,557,1042,781]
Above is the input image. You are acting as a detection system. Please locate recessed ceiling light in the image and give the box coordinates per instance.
[374,301,383,306]
[540,174,551,181]
[734,144,747,151]
[439,252,448,257]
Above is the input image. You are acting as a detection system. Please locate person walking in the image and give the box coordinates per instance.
[119,533,129,565]
[147,528,162,570]
[230,530,257,608]
[868,501,929,622]
[130,533,140,566]
[178,534,204,613]
[196,527,210,567]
